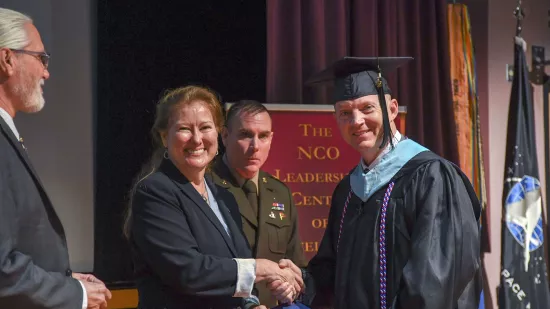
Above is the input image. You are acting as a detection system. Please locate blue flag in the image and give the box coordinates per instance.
[498,37,550,309]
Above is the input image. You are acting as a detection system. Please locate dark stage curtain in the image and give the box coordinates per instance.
[267,0,458,162]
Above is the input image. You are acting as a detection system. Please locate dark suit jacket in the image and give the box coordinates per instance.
[0,117,82,309]
[211,158,307,307]
[129,158,254,309]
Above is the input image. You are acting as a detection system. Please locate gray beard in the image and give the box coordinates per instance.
[13,80,45,113]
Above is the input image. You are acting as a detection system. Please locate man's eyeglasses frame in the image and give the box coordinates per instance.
[9,49,50,69]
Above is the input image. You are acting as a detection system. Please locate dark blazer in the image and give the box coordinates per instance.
[211,158,307,307]
[129,158,254,309]
[0,117,82,309]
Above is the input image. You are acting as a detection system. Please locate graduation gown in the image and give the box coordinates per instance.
[305,144,482,309]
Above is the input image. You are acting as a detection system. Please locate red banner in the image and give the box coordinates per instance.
[261,104,406,261]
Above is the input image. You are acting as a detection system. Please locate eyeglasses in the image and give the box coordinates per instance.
[10,49,50,69]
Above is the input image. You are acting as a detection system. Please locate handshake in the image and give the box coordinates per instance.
[254,258,304,308]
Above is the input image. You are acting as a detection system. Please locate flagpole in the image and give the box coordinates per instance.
[513,0,524,37]
[544,75,550,271]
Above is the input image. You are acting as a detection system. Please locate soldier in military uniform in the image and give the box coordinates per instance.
[211,100,307,307]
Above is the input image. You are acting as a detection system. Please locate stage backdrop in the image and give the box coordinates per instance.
[259,104,406,260]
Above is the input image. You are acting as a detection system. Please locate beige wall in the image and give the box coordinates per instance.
[1,0,95,271]
[481,0,550,307]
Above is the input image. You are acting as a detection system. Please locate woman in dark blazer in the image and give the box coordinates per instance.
[124,86,303,309]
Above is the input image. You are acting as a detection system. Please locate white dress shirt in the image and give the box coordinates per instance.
[0,107,20,140]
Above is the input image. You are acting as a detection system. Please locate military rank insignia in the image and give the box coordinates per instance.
[272,202,284,211]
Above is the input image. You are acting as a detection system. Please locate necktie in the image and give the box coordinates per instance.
[242,179,259,216]
[361,159,369,173]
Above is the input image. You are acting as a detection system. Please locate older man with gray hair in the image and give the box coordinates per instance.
[0,7,111,309]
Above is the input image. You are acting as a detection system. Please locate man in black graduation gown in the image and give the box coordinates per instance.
[276,57,482,309]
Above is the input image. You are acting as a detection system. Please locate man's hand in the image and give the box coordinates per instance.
[278,259,302,278]
[73,272,105,285]
[267,279,297,304]
[80,280,112,309]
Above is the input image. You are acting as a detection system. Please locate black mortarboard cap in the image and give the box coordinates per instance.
[305,56,413,101]
[306,56,413,148]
